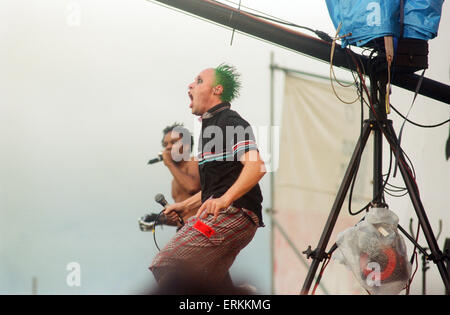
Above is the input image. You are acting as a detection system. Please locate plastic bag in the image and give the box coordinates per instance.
[334,207,411,295]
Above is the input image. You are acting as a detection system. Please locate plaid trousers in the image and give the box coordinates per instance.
[149,206,259,285]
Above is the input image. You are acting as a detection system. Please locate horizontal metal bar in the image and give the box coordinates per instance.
[151,0,450,104]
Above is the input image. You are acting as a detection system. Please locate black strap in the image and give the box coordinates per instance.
[399,0,404,39]
[393,69,426,178]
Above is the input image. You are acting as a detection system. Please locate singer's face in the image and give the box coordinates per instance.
[188,68,217,116]
[163,131,185,163]
[163,131,183,153]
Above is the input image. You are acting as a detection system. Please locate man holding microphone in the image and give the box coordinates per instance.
[150,64,266,292]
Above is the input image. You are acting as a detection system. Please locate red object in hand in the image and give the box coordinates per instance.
[193,220,216,238]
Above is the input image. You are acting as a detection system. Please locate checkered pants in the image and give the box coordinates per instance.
[149,206,259,285]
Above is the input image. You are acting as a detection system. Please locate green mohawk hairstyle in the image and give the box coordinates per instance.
[214,63,241,103]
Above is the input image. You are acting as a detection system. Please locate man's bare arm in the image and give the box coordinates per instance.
[165,159,200,194]
[222,150,266,204]
[164,191,202,218]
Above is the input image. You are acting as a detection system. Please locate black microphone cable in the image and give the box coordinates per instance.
[152,210,165,251]
[152,193,185,251]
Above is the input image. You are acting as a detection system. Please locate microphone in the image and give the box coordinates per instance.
[155,193,168,207]
[148,152,163,164]
[154,193,184,226]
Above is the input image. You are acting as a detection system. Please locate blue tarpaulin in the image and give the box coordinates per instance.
[325,0,444,47]
[403,0,444,40]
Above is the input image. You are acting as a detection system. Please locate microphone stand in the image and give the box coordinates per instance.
[409,218,443,295]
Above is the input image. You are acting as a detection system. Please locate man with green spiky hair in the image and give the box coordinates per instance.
[150,64,265,293]
[186,63,242,117]
[214,63,241,103]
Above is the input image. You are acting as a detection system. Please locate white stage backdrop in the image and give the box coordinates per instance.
[273,73,374,294]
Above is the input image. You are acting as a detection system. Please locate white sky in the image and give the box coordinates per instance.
[0,0,449,294]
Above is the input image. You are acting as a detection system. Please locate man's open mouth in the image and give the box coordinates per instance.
[188,92,193,108]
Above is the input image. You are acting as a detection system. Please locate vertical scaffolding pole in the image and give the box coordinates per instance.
[269,51,275,295]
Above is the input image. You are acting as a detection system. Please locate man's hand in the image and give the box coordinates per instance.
[195,196,232,222]
[164,211,181,224]
[164,202,185,220]
[162,148,174,166]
